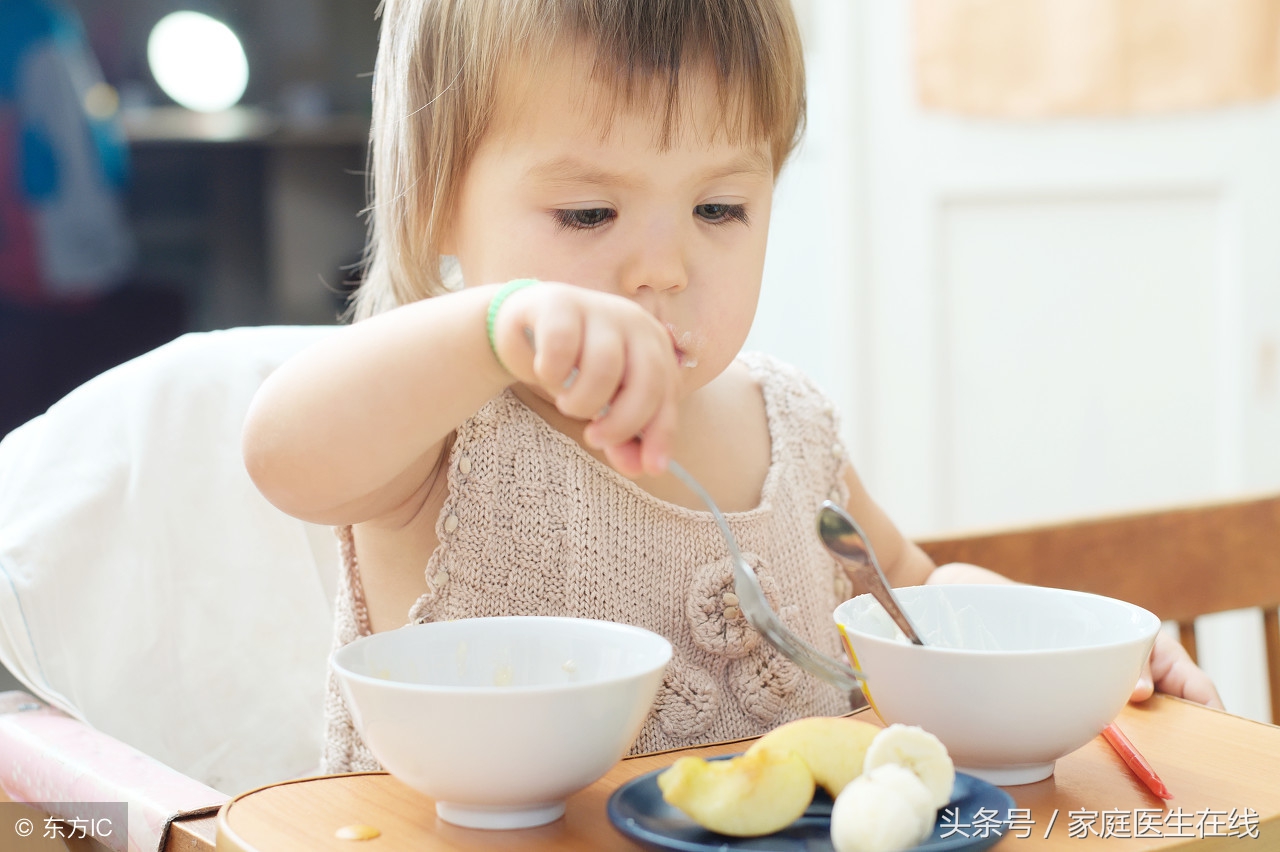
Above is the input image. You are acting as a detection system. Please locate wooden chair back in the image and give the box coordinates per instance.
[916,494,1280,723]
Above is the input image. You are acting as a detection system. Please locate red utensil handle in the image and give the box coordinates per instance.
[1103,722,1172,800]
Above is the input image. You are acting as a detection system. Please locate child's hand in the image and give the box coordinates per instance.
[1130,631,1224,709]
[490,281,680,478]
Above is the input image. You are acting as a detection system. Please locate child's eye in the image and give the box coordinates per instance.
[553,208,615,231]
[695,203,749,226]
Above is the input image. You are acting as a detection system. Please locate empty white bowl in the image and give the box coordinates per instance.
[331,616,671,829]
[833,584,1160,785]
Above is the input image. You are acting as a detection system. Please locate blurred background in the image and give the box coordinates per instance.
[1,0,1278,721]
[756,0,1280,723]
[0,0,379,438]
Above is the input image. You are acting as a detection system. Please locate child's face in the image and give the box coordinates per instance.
[448,49,775,396]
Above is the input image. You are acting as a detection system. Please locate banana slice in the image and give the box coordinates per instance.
[831,764,935,852]
[863,723,955,810]
[865,762,936,832]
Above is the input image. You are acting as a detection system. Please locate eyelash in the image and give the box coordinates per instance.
[553,208,614,231]
[696,203,750,226]
[551,204,750,232]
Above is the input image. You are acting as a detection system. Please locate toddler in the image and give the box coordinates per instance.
[242,0,1220,774]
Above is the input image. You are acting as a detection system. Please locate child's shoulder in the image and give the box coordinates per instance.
[735,350,840,414]
[724,351,847,490]
[706,352,845,462]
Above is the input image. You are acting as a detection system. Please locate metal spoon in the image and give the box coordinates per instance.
[818,501,926,646]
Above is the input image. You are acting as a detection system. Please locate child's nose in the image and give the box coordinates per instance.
[618,222,688,296]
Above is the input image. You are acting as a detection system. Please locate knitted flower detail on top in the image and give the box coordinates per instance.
[685,553,810,725]
[685,552,782,659]
[652,655,721,739]
[729,636,807,724]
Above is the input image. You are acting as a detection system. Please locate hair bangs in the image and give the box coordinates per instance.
[532,0,805,168]
[355,0,804,320]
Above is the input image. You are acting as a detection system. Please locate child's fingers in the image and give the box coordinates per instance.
[590,389,677,479]
[497,284,679,471]
[526,307,582,390]
[1129,657,1155,703]
[599,398,675,478]
[556,323,625,421]
[638,389,678,475]
[1146,632,1225,709]
[583,325,679,450]
[602,439,645,479]
[582,346,668,448]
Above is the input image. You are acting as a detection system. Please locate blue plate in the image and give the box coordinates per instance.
[607,755,1016,852]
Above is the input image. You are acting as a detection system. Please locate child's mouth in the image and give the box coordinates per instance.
[665,324,699,369]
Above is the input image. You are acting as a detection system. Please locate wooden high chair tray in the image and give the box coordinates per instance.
[211,696,1280,851]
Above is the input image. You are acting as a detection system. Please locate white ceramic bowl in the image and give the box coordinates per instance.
[833,584,1160,785]
[331,616,671,829]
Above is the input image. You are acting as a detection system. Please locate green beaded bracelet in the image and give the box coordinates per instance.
[486,278,538,372]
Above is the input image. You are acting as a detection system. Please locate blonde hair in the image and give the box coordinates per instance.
[354,0,806,320]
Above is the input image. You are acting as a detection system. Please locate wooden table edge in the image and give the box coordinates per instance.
[167,810,220,852]
[214,772,392,852]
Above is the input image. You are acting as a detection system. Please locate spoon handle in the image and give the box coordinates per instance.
[819,501,927,645]
[859,571,927,647]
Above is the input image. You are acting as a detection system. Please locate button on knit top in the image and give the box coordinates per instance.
[322,352,858,773]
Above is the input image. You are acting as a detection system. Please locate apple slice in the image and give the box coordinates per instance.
[657,747,815,836]
[746,715,881,797]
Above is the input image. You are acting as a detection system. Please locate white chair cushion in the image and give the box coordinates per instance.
[0,326,339,795]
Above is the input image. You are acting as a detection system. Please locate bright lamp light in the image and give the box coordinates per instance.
[147,11,249,112]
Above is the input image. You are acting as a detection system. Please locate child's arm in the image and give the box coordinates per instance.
[243,285,512,525]
[838,462,1020,586]
[837,463,1224,708]
[242,282,678,526]
[837,462,943,588]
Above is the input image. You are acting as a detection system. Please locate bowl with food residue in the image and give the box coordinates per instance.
[834,584,1159,785]
[331,615,671,829]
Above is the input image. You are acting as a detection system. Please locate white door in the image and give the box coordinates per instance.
[753,0,1280,721]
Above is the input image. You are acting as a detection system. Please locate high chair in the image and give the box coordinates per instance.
[0,325,340,851]
[917,495,1280,724]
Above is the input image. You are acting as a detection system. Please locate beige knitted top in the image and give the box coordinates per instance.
[322,352,857,773]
